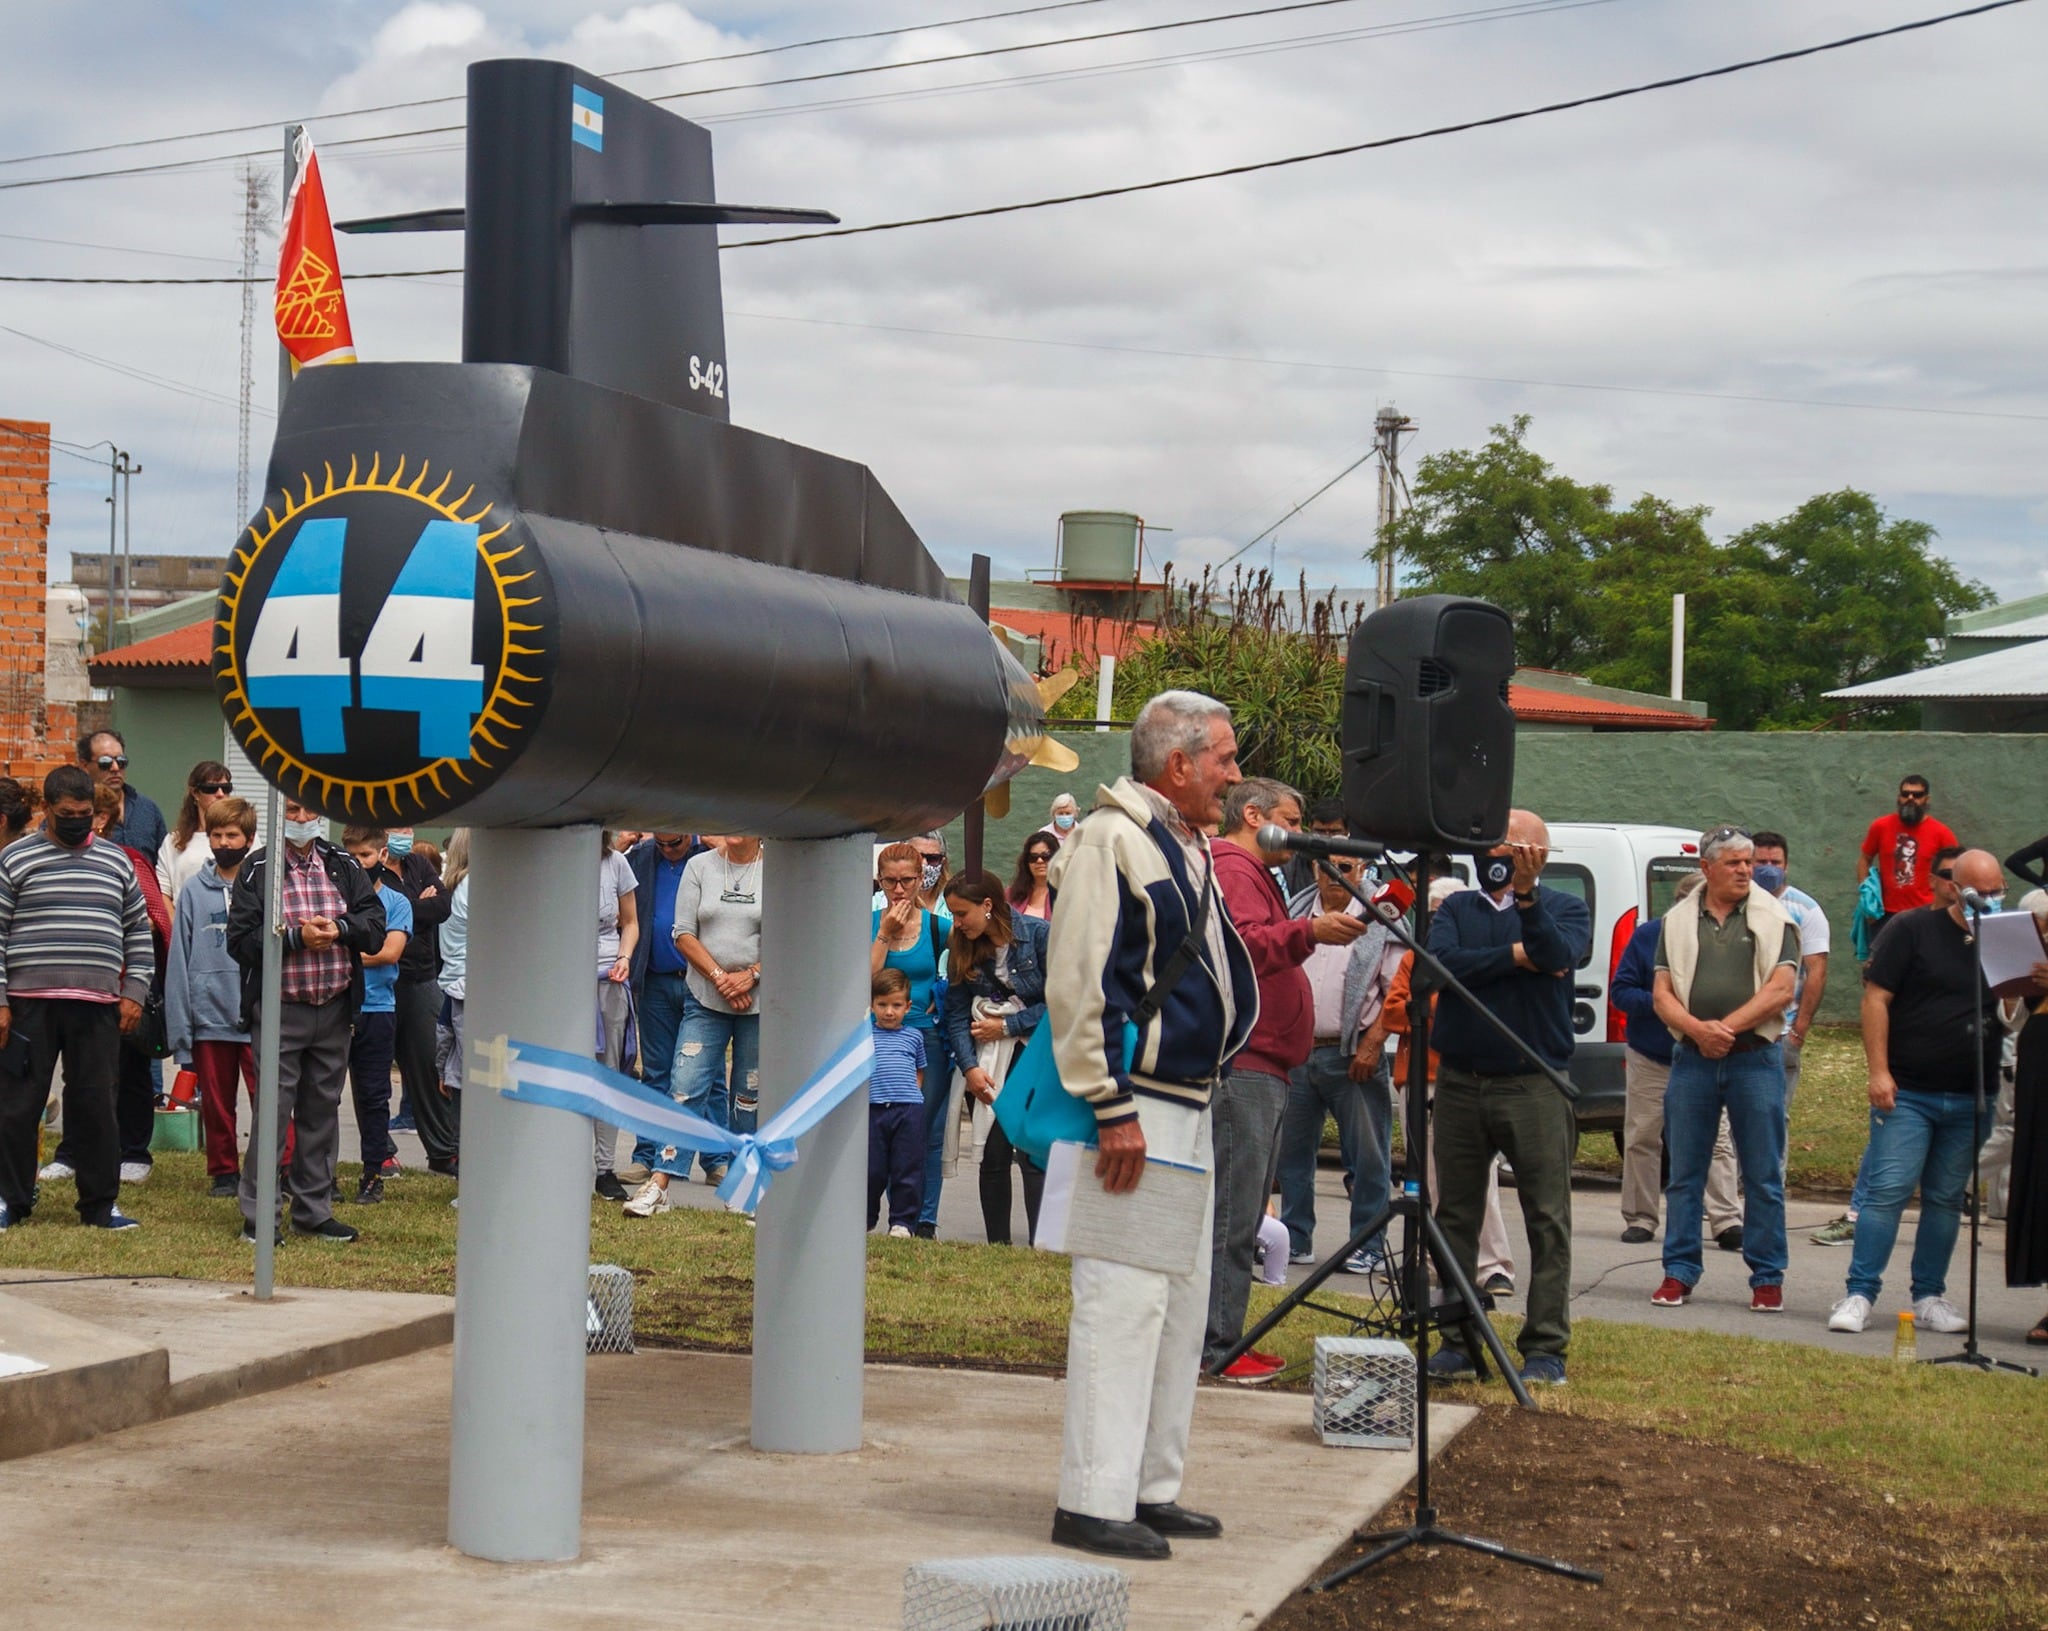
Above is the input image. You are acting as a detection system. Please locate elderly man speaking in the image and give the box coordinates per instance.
[1651,825,1799,1313]
[1043,690,1258,1562]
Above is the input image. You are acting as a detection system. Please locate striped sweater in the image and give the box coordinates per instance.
[0,832,155,1006]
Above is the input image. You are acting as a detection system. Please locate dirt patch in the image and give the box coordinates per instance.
[1264,1407,2047,1631]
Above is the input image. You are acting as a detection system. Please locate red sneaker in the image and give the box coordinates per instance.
[1219,1350,1286,1384]
[1649,1277,1691,1307]
[1751,1284,1783,1313]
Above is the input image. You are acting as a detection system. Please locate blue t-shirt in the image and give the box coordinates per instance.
[869,1022,927,1106]
[872,907,949,1031]
[648,853,693,974]
[362,884,413,1014]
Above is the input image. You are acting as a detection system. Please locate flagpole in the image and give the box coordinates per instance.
[251,121,301,1302]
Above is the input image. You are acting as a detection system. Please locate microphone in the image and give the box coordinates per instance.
[1258,824,1388,861]
[1959,886,2000,914]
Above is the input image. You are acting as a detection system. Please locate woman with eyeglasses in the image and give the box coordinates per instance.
[872,841,955,1236]
[1007,836,1056,921]
[155,762,233,910]
[909,831,951,915]
[941,872,1051,1246]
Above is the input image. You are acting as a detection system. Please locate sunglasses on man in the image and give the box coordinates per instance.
[95,754,129,771]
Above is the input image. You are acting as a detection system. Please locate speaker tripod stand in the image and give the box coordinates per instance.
[1211,849,1601,1592]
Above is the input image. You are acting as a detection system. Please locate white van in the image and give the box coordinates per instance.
[1538,823,1704,1136]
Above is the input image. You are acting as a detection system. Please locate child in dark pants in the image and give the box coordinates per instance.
[868,969,927,1237]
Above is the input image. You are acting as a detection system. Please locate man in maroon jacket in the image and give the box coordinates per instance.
[1204,778,1365,1380]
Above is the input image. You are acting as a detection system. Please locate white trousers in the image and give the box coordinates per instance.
[1058,1095,1213,1521]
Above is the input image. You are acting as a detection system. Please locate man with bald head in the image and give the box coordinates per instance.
[1829,848,2007,1335]
[1424,808,1591,1387]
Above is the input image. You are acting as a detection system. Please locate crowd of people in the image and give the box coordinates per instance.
[1,712,2046,1555]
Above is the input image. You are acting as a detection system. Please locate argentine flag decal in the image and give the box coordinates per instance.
[571,86,604,151]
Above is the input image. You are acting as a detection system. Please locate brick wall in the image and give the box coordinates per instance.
[0,419,76,782]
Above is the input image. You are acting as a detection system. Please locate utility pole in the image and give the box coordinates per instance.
[1372,405,1414,610]
[102,451,119,652]
[107,450,140,646]
[236,161,274,528]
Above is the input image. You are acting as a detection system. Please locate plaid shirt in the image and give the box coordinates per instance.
[280,842,352,1005]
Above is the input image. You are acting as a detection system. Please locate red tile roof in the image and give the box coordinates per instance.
[1508,682,1711,729]
[87,620,212,677]
[988,606,1155,665]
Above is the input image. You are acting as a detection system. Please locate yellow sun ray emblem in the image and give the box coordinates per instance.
[215,456,547,821]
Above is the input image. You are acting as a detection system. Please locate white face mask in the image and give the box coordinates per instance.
[284,816,325,844]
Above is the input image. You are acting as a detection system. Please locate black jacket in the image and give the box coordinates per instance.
[226,839,387,1027]
[379,852,451,982]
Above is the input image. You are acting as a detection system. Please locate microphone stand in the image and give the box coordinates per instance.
[1926,902,2035,1377]
[1220,845,1600,1592]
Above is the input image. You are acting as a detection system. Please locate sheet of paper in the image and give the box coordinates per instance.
[1035,1139,1209,1276]
[0,1352,49,1380]
[1977,909,2048,997]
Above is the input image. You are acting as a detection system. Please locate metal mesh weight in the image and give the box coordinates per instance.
[1312,1335,1415,1449]
[903,1556,1129,1631]
[586,1263,635,1354]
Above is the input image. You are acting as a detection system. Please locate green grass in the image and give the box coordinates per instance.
[1573,1022,1872,1192]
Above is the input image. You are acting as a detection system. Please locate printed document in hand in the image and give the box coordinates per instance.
[1035,1139,1210,1275]
[1977,908,2048,998]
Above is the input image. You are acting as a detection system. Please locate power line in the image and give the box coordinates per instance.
[0,229,239,265]
[0,322,272,418]
[0,269,460,284]
[1216,446,1382,568]
[0,0,1116,169]
[726,309,2048,425]
[724,0,2039,246]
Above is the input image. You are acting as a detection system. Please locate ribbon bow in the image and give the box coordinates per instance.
[477,1022,873,1214]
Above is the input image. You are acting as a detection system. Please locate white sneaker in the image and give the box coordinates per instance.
[119,1161,151,1184]
[622,1178,671,1218]
[1828,1294,1873,1333]
[37,1159,74,1182]
[887,1224,912,1238]
[1913,1295,1966,1335]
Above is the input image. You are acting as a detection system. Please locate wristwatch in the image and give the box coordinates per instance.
[1513,890,1536,904]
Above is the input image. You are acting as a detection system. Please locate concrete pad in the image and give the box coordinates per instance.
[0,1290,168,1459]
[0,1345,1472,1630]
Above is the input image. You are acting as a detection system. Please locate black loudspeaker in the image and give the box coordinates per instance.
[1341,594,1516,849]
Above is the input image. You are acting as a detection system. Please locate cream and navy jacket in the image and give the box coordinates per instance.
[1044,778,1260,1128]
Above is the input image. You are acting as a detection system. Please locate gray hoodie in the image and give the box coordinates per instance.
[167,859,250,1061]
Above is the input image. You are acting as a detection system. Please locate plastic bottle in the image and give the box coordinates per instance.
[1892,1310,1917,1363]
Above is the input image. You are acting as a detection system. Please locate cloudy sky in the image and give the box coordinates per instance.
[4,0,2045,607]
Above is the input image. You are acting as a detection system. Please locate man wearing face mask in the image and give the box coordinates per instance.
[166,797,270,1198]
[1829,849,2008,1335]
[1749,832,1829,1117]
[225,799,385,1243]
[1425,809,1592,1387]
[0,765,155,1232]
[1858,775,1957,940]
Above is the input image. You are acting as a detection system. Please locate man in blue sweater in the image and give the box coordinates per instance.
[1424,808,1591,1387]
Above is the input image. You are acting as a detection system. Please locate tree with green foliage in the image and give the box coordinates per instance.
[1391,418,1992,729]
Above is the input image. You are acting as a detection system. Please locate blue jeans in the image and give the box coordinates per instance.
[667,1003,759,1179]
[1845,1090,1990,1303]
[1847,1110,1877,1215]
[1278,1046,1392,1260]
[1663,1042,1788,1289]
[631,972,696,1170]
[916,1021,953,1228]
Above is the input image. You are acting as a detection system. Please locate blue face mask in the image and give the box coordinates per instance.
[386,830,414,857]
[1751,863,1786,895]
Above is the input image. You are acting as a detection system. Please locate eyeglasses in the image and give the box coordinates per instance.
[94,755,128,771]
[1027,851,1052,864]
[654,836,692,848]
[1899,790,1929,803]
[1703,825,1751,848]
[195,782,232,795]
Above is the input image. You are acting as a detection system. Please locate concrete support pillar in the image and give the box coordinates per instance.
[448,824,599,1561]
[751,832,874,1452]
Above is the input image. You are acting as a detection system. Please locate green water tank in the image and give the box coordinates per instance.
[1058,510,1141,582]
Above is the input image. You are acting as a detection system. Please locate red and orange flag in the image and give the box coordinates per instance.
[275,131,356,371]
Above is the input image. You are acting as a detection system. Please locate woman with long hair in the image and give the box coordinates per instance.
[940,871,1051,1245]
[870,840,955,1235]
[157,760,233,908]
[1006,834,1056,921]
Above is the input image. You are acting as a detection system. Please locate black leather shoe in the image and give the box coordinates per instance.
[1051,1507,1170,1560]
[1135,1501,1222,1538]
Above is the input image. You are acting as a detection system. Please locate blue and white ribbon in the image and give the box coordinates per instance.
[482,1022,873,1214]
